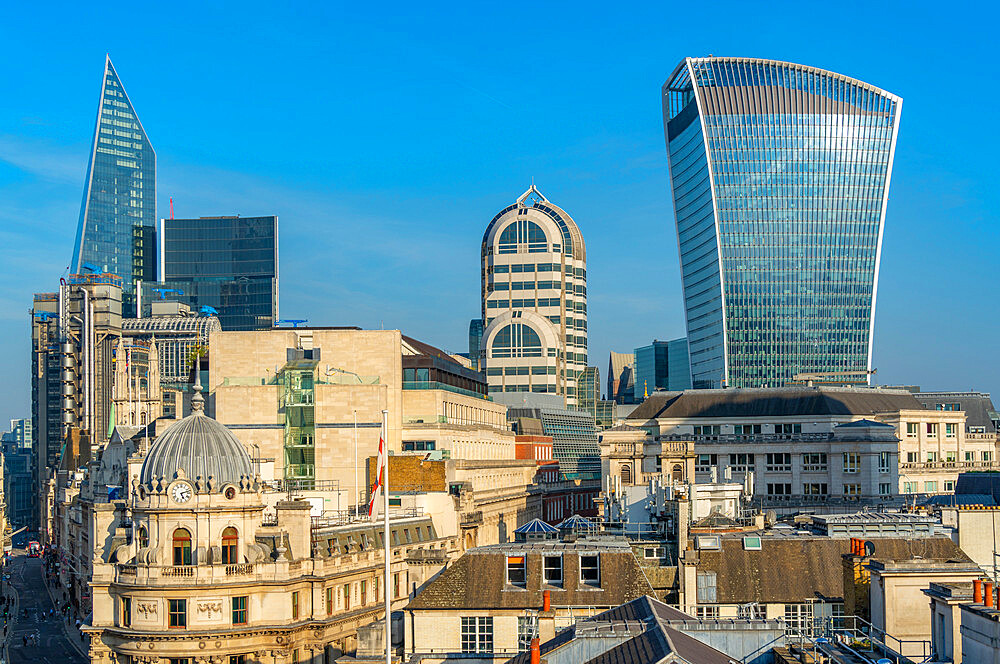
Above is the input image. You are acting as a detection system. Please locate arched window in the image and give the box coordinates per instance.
[490,324,543,358]
[498,219,547,253]
[138,525,149,549]
[672,464,683,482]
[172,528,192,566]
[222,527,239,564]
[620,465,633,485]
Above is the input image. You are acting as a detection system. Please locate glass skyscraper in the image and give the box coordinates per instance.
[148,215,278,330]
[663,57,902,389]
[71,56,156,314]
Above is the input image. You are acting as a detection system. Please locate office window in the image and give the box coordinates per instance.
[644,547,666,559]
[517,616,538,653]
[232,596,247,625]
[879,483,892,496]
[945,423,957,437]
[695,454,718,472]
[543,555,562,586]
[766,453,791,471]
[925,481,938,493]
[461,617,494,654]
[903,482,918,494]
[803,483,828,496]
[325,587,333,615]
[168,599,186,628]
[926,423,938,436]
[784,604,813,632]
[878,452,891,473]
[843,484,861,497]
[729,453,753,470]
[767,483,792,496]
[580,555,600,586]
[696,572,717,603]
[906,422,918,436]
[507,556,526,587]
[121,597,131,627]
[291,591,299,620]
[843,453,861,473]
[801,453,827,472]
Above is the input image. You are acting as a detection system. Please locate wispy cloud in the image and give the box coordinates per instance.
[0,134,88,184]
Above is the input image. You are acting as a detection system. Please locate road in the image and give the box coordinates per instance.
[7,551,86,664]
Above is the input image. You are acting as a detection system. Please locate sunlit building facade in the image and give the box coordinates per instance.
[663,57,902,388]
[480,185,587,407]
[71,56,156,316]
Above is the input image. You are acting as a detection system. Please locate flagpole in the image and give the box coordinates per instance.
[382,408,391,664]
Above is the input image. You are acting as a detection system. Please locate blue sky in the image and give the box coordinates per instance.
[1,1,997,426]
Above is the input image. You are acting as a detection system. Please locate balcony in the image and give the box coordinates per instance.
[460,511,483,527]
[901,461,998,471]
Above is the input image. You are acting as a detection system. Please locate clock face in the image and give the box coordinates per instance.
[171,482,193,504]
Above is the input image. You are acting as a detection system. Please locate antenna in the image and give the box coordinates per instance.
[169,197,174,219]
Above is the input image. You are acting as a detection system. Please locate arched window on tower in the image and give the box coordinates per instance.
[672,464,684,482]
[490,323,543,359]
[620,464,633,486]
[138,525,149,549]
[172,528,192,566]
[498,219,547,254]
[222,527,239,564]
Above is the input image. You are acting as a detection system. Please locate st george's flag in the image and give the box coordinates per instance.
[367,422,387,517]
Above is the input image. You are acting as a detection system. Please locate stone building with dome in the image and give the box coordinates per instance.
[56,372,458,663]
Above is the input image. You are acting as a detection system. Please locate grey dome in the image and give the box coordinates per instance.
[139,412,253,490]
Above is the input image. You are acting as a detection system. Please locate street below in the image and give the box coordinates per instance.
[7,550,86,664]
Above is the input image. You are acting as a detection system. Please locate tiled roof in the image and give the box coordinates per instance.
[628,386,922,421]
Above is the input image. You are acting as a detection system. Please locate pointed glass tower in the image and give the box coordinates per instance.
[71,56,156,313]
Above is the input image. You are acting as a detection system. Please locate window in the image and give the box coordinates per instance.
[985,451,994,463]
[172,529,192,566]
[903,481,918,494]
[693,425,721,436]
[695,606,719,619]
[507,556,526,587]
[945,423,957,437]
[696,572,717,603]
[138,525,149,549]
[801,453,827,472]
[580,555,600,586]
[342,584,351,610]
[773,423,802,435]
[945,481,955,492]
[784,604,813,632]
[695,454,718,472]
[767,483,792,496]
[925,481,938,493]
[222,527,238,564]
[927,452,938,463]
[230,656,248,664]
[325,587,333,615]
[945,451,956,462]
[402,440,435,452]
[733,424,762,435]
[291,591,299,620]
[232,596,247,625]
[393,572,401,599]
[729,453,753,470]
[879,483,892,496]
[926,423,938,436]
[461,617,494,654]
[121,597,131,627]
[843,453,861,473]
[374,576,380,602]
[644,547,666,559]
[879,452,892,473]
[766,453,791,472]
[738,604,764,620]
[543,555,562,586]
[906,422,918,437]
[168,599,186,628]
[620,464,632,485]
[491,323,543,358]
[843,484,861,497]
[906,452,918,463]
[966,451,975,462]
[517,616,538,653]
[360,580,368,605]
[803,483,828,496]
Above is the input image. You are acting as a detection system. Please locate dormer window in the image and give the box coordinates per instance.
[507,556,526,588]
[580,555,600,587]
[173,528,192,566]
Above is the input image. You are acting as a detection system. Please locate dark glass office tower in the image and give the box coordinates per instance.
[151,216,278,330]
[71,56,156,314]
[663,57,902,389]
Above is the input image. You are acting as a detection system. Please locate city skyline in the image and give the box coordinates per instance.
[1,3,998,426]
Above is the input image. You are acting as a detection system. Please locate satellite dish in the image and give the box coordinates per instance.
[864,541,876,557]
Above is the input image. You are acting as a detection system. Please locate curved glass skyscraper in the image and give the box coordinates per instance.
[663,57,902,389]
[71,56,156,315]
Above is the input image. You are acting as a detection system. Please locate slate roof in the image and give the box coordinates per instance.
[406,539,653,610]
[506,596,736,664]
[628,386,922,421]
[913,391,999,433]
[694,536,971,604]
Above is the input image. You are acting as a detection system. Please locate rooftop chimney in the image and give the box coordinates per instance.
[530,637,540,664]
[543,589,551,612]
[986,582,994,608]
[975,579,984,604]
